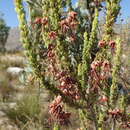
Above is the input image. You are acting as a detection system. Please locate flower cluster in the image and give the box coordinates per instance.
[108,108,123,119]
[98,40,116,49]
[100,60,111,80]
[49,96,71,125]
[47,44,56,60]
[108,108,130,129]
[57,71,80,100]
[46,44,80,100]
[90,60,111,90]
[49,31,57,40]
[34,17,48,25]
[60,11,78,32]
[90,61,102,90]
[60,11,78,43]
[91,60,102,70]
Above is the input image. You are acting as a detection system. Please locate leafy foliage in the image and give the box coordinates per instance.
[0,14,10,52]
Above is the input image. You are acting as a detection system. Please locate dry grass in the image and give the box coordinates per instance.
[0,52,25,68]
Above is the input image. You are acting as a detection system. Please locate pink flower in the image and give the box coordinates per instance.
[91,61,102,70]
[34,17,42,24]
[58,76,80,100]
[49,31,57,40]
[108,108,122,118]
[47,51,55,58]
[49,96,71,125]
[98,40,106,48]
[109,41,116,49]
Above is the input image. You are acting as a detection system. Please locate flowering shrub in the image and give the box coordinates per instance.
[15,0,129,129]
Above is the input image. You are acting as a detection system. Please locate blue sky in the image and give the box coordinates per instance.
[0,0,130,28]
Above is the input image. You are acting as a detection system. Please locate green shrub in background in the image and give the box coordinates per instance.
[15,0,130,129]
[5,94,41,125]
[0,13,10,52]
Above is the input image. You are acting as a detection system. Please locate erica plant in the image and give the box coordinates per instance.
[15,0,129,129]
